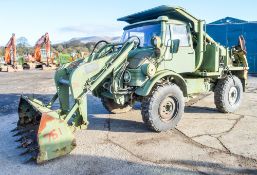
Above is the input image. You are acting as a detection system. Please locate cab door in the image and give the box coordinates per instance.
[164,24,195,73]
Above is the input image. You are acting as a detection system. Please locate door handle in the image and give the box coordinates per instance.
[188,52,195,54]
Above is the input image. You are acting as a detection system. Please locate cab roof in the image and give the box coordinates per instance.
[118,5,200,31]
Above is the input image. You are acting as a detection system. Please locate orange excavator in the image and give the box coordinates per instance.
[33,32,52,66]
[5,33,16,66]
[0,34,17,72]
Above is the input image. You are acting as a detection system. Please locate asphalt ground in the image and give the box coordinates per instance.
[0,70,257,175]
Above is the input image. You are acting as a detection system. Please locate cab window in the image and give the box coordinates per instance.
[171,24,191,47]
[122,23,161,47]
[165,24,171,46]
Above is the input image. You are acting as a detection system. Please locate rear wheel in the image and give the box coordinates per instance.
[101,97,133,114]
[214,75,243,113]
[141,84,185,132]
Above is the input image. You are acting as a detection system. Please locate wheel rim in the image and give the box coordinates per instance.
[159,96,179,122]
[228,86,239,105]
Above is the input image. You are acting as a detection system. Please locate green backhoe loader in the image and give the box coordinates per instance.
[13,6,248,163]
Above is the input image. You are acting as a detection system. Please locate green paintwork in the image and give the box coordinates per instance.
[17,96,75,164]
[37,113,76,164]
[126,68,149,87]
[135,70,187,96]
[185,78,211,95]
[16,5,248,163]
[200,44,219,72]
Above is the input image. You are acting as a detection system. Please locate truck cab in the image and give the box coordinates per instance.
[121,16,195,73]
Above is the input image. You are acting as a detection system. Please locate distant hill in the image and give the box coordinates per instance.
[67,36,121,44]
[52,36,121,55]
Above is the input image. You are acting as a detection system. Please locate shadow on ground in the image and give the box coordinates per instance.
[185,106,219,114]
[0,92,222,115]
[0,93,109,116]
[23,155,257,175]
[1,92,221,134]
[87,114,149,133]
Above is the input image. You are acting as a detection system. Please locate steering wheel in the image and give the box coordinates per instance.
[238,35,247,54]
[126,36,141,47]
[91,37,140,61]
[90,40,110,56]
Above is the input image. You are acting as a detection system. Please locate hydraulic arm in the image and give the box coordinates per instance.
[34,33,51,65]
[14,40,136,163]
[4,33,16,65]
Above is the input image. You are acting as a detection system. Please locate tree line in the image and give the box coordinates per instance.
[0,39,96,57]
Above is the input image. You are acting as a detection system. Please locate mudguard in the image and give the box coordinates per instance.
[135,70,188,97]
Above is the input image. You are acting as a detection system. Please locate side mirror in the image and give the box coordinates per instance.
[171,39,180,53]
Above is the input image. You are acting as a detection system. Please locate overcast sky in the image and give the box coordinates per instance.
[0,0,256,45]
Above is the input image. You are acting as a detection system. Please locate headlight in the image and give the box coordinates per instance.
[151,36,161,48]
[153,38,158,46]
[141,63,156,77]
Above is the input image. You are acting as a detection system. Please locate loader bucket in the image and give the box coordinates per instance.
[14,96,76,164]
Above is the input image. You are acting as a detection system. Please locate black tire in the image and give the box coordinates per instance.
[214,75,243,113]
[141,84,185,132]
[35,63,43,69]
[22,63,30,70]
[101,97,133,114]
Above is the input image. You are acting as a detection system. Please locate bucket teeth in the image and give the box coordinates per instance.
[11,124,36,133]
[11,127,20,132]
[15,137,24,142]
[14,129,37,140]
[13,132,23,137]
[12,129,33,137]
[21,139,33,147]
[19,147,38,156]
[24,156,37,164]
[13,130,29,137]
[19,150,30,156]
[17,138,35,149]
[15,135,32,143]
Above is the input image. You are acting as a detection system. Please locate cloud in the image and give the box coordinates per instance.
[59,23,124,37]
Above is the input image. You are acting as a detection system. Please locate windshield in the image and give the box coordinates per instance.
[122,23,161,47]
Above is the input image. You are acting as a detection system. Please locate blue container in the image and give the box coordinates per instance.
[207,17,257,73]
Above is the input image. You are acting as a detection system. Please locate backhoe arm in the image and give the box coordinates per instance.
[15,40,136,163]
[4,34,16,64]
[34,33,50,63]
[55,40,136,127]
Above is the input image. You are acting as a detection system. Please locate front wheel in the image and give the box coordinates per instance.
[214,75,243,113]
[141,84,185,132]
